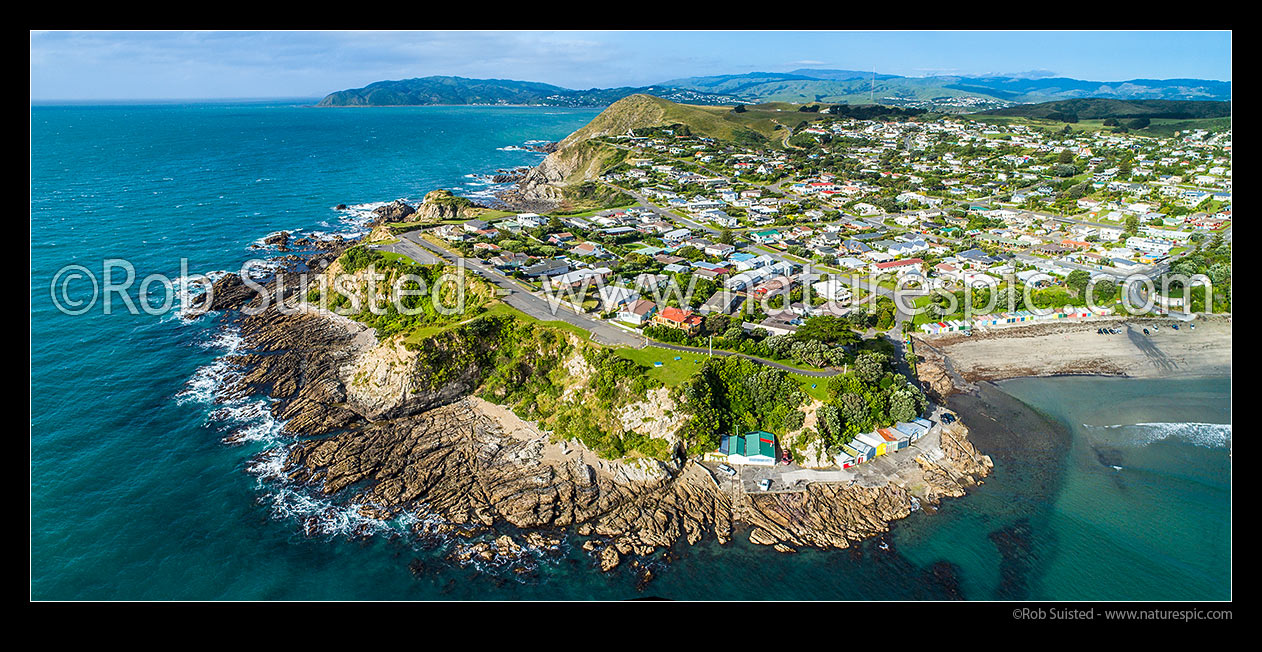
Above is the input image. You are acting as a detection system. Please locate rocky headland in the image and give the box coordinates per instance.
[194,241,994,578]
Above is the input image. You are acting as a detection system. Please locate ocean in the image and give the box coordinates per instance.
[30,102,1231,600]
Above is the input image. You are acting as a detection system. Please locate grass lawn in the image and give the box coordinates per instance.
[399,301,594,346]
[546,203,640,219]
[615,346,705,386]
[468,208,516,220]
[375,250,416,265]
[421,233,464,256]
[400,301,518,346]
[387,221,434,234]
[791,374,830,402]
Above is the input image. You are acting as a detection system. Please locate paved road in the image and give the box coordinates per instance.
[646,340,841,377]
[374,237,445,265]
[391,230,644,348]
[608,184,720,236]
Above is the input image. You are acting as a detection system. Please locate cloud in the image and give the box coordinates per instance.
[30,31,644,98]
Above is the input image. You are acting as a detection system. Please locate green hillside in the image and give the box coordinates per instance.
[975,98,1231,121]
[561,94,776,145]
[317,76,746,107]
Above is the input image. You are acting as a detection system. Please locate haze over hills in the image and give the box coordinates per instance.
[315,75,749,107]
[318,70,1231,110]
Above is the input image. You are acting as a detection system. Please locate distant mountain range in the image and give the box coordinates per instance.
[317,71,1231,110]
[661,69,1232,106]
[315,76,748,107]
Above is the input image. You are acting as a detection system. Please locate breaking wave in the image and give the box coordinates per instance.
[1085,422,1232,449]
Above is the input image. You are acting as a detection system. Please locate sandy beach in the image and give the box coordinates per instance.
[914,314,1232,386]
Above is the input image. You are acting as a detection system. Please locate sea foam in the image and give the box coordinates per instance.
[1086,422,1232,449]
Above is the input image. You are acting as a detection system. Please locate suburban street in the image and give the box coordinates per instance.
[380,230,644,348]
[371,228,863,376]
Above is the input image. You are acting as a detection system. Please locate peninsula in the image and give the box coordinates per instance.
[200,91,1229,582]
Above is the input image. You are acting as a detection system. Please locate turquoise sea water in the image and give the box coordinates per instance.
[30,103,1232,600]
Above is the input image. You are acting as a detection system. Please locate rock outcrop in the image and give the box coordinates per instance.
[205,250,995,575]
[262,230,291,251]
[413,189,479,222]
[372,199,416,223]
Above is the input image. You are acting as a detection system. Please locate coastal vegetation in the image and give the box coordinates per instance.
[673,356,809,455]
[640,311,858,370]
[1163,237,1232,312]
[800,351,929,454]
[366,303,675,461]
[307,245,498,339]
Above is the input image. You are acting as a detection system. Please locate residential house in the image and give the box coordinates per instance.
[597,285,640,312]
[617,299,658,326]
[653,306,704,335]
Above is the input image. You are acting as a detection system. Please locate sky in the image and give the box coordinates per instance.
[30,30,1232,101]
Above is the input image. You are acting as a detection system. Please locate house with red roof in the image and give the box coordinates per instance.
[653,306,703,336]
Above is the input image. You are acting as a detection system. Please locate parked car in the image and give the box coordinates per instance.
[1172,324,1180,330]
[758,478,772,492]
[1143,328,1150,335]
[941,413,956,424]
[717,464,736,477]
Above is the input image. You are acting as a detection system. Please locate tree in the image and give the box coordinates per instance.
[889,384,928,422]
[1066,269,1091,297]
[1124,214,1140,236]
[718,228,735,245]
[794,315,858,346]
[836,392,869,429]
[1090,279,1118,303]
[733,104,746,113]
[817,404,844,441]
[854,352,888,384]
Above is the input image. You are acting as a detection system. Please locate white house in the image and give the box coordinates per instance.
[811,280,853,303]
[598,286,640,311]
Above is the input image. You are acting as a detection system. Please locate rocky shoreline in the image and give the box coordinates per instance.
[195,244,993,582]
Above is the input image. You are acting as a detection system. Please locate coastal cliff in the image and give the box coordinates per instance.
[501,94,686,209]
[198,249,993,576]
